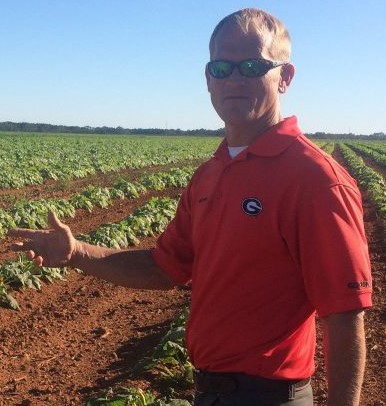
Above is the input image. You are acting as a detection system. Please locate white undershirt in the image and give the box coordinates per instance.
[228,145,248,159]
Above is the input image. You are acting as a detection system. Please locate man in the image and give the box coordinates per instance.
[10,8,372,406]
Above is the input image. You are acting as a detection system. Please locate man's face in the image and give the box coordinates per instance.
[206,24,283,128]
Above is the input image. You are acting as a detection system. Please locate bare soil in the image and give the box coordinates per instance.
[0,153,385,406]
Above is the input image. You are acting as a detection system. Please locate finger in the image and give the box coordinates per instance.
[10,242,24,252]
[48,210,64,230]
[10,241,36,252]
[7,228,40,239]
[26,250,35,260]
[34,256,44,267]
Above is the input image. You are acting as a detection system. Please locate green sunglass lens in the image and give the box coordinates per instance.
[240,60,269,77]
[210,62,232,78]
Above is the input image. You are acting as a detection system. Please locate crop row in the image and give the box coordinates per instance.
[355,142,386,156]
[0,133,218,189]
[79,196,178,248]
[317,142,335,155]
[344,142,386,167]
[0,166,196,238]
[337,144,386,218]
[0,195,179,310]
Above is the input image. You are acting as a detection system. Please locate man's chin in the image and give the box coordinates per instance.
[221,112,256,126]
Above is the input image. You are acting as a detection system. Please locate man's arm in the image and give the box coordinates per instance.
[322,309,366,406]
[70,242,174,290]
[9,211,174,290]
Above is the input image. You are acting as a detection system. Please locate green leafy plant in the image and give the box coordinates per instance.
[84,308,193,406]
[80,197,178,248]
[338,144,386,218]
[144,307,193,385]
[0,208,16,238]
[0,280,19,310]
[0,133,216,188]
[85,387,156,406]
[0,254,67,309]
[84,386,191,405]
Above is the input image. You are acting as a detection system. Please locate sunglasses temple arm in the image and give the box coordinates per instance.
[272,61,288,68]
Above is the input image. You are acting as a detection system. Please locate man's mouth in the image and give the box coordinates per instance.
[224,96,248,100]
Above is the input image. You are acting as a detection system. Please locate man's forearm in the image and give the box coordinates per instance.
[69,241,174,290]
[322,310,366,406]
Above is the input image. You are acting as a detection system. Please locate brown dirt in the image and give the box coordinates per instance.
[0,154,385,406]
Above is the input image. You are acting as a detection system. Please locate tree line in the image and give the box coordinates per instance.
[0,121,385,139]
[0,121,224,136]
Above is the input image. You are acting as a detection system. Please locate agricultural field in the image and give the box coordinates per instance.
[0,133,385,405]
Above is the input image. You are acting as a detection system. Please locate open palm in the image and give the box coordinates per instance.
[8,211,76,268]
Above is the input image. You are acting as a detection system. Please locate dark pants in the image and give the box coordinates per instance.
[193,370,313,406]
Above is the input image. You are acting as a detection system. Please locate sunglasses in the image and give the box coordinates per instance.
[207,58,287,79]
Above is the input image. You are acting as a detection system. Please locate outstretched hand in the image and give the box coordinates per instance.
[8,211,77,268]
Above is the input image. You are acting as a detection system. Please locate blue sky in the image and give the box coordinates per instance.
[1,0,385,135]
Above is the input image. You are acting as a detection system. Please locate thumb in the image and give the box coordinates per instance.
[48,210,64,230]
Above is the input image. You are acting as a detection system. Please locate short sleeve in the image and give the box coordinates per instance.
[152,186,194,285]
[284,183,372,317]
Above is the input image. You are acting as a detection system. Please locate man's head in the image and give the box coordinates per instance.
[209,8,291,62]
[206,8,295,142]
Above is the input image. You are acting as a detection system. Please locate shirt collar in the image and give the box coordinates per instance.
[214,116,302,161]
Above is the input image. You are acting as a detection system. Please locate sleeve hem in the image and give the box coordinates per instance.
[316,292,372,318]
[151,248,191,285]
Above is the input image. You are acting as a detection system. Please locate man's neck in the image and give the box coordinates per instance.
[225,114,282,147]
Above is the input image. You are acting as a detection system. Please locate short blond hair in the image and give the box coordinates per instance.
[209,8,291,61]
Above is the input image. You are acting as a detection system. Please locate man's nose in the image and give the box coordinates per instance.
[227,67,246,81]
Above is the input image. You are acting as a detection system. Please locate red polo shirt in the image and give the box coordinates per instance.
[152,116,372,379]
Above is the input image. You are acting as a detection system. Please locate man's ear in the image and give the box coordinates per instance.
[278,63,295,94]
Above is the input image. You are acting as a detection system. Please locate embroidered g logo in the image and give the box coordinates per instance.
[242,198,263,216]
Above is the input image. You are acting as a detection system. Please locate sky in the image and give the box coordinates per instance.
[1,0,385,135]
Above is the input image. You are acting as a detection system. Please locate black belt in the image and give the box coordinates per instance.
[193,369,311,396]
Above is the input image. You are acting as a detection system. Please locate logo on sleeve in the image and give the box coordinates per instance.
[347,281,371,289]
[242,198,263,216]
